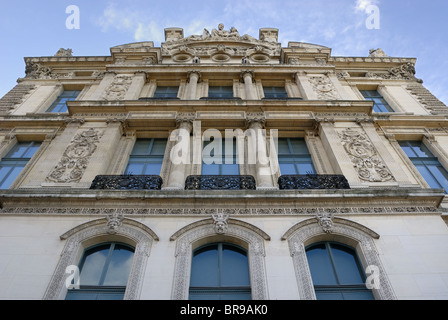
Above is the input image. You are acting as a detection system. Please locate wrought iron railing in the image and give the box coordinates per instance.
[90,175,163,190]
[278,174,350,190]
[185,175,256,190]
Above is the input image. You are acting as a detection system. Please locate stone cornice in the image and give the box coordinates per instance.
[0,188,443,213]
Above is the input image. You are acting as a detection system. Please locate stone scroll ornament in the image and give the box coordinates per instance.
[46,128,102,183]
[339,128,394,182]
[308,75,339,100]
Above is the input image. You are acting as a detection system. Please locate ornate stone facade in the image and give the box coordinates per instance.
[0,24,448,302]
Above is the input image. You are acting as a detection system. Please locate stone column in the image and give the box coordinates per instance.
[317,119,364,188]
[186,71,201,100]
[295,71,317,100]
[124,72,147,100]
[164,115,194,190]
[241,71,257,100]
[90,71,116,100]
[246,113,276,190]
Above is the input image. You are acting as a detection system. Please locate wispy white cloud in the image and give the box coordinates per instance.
[355,0,380,12]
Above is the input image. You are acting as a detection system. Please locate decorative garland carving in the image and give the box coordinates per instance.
[46,128,103,183]
[339,128,395,182]
[366,62,422,83]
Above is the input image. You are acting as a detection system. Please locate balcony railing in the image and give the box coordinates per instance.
[278,174,350,190]
[185,175,256,190]
[90,175,163,190]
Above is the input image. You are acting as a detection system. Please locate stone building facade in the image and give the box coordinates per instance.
[1,24,448,300]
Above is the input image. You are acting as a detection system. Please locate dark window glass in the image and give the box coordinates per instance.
[360,90,393,113]
[125,139,167,175]
[153,86,179,98]
[399,141,448,193]
[263,87,288,99]
[306,242,374,300]
[277,138,315,175]
[208,86,234,98]
[202,138,239,175]
[65,242,134,300]
[189,243,251,300]
[0,141,41,189]
[47,90,81,113]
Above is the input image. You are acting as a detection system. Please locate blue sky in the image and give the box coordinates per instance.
[0,0,447,104]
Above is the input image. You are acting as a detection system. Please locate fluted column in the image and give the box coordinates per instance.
[241,71,256,100]
[187,71,201,100]
[246,113,276,190]
[164,115,194,190]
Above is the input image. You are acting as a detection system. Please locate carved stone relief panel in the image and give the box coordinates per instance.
[46,128,103,183]
[101,75,133,101]
[338,128,395,182]
[308,75,339,100]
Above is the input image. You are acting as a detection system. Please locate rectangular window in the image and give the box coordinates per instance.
[360,90,393,113]
[208,86,234,99]
[125,139,167,175]
[0,141,41,189]
[47,90,81,113]
[153,86,179,99]
[263,86,288,99]
[399,141,448,193]
[202,138,239,175]
[277,138,316,175]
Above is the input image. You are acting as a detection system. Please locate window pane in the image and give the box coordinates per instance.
[279,163,297,175]
[102,245,134,286]
[79,245,110,286]
[316,292,344,300]
[221,164,240,175]
[343,291,375,300]
[0,166,23,189]
[150,139,167,155]
[202,164,220,175]
[190,245,219,287]
[125,163,145,175]
[329,244,364,284]
[427,165,448,192]
[277,139,291,154]
[7,144,30,158]
[154,86,178,98]
[306,244,338,285]
[209,86,233,98]
[221,245,250,286]
[410,142,433,158]
[131,140,152,155]
[289,139,310,154]
[415,165,443,189]
[144,163,163,175]
[297,163,316,175]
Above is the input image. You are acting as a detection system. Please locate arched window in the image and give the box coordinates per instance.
[66,242,135,300]
[306,242,374,300]
[189,243,251,300]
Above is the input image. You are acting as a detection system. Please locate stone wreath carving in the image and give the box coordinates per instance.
[339,128,394,182]
[46,128,103,183]
[102,75,133,101]
[308,75,339,100]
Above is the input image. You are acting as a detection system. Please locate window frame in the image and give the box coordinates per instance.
[125,138,167,175]
[399,140,448,193]
[201,137,240,176]
[305,241,375,300]
[263,86,289,99]
[189,242,251,300]
[153,86,179,99]
[46,90,81,113]
[65,241,135,300]
[360,90,394,113]
[0,141,41,189]
[208,86,234,99]
[277,138,316,175]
